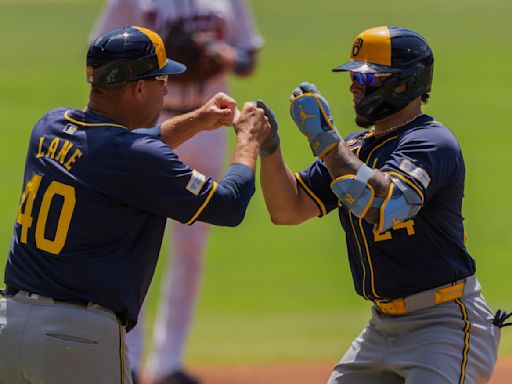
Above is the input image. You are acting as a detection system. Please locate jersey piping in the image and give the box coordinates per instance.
[64,110,127,129]
[296,172,327,217]
[456,298,471,384]
[185,181,218,225]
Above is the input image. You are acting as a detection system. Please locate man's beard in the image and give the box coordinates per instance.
[355,112,374,129]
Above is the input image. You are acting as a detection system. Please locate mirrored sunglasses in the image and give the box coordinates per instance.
[140,74,168,82]
[350,72,391,87]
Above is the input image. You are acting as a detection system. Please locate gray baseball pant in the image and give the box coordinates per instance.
[0,291,132,384]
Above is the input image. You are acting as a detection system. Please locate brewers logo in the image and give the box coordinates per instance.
[352,38,363,57]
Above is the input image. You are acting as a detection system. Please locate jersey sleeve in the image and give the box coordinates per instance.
[380,124,465,204]
[132,125,161,137]
[195,163,255,226]
[296,159,339,217]
[229,0,264,50]
[118,136,221,224]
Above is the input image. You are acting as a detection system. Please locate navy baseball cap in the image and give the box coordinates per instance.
[87,26,186,84]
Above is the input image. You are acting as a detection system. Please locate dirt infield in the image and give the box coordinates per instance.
[192,358,512,384]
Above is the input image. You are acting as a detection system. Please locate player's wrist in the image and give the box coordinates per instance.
[236,131,261,148]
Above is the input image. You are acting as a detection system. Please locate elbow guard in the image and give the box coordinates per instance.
[330,164,375,218]
[376,176,422,233]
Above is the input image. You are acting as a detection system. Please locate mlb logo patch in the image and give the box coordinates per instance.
[400,159,431,188]
[63,123,78,135]
[186,169,207,195]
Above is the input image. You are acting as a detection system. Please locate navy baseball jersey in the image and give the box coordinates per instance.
[297,115,475,300]
[5,107,253,328]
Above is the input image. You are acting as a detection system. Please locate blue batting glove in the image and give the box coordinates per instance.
[289,83,343,158]
[256,99,280,156]
[290,81,319,100]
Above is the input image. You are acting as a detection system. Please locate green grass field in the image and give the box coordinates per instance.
[0,0,511,366]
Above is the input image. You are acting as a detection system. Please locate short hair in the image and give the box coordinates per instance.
[90,82,128,97]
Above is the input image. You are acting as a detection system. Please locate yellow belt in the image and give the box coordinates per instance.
[373,280,466,315]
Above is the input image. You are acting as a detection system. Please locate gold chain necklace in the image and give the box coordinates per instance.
[367,113,424,138]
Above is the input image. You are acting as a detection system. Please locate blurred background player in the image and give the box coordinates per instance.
[90,1,263,383]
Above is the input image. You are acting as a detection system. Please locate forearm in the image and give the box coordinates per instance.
[287,83,391,224]
[230,133,260,173]
[159,109,205,148]
[323,142,390,223]
[322,141,361,177]
[260,149,318,224]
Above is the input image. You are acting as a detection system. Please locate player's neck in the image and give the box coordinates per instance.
[373,100,423,138]
[87,99,139,131]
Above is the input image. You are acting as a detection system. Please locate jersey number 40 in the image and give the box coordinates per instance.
[17,174,76,255]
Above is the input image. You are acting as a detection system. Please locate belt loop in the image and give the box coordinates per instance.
[375,275,475,315]
[462,275,478,296]
[435,281,465,304]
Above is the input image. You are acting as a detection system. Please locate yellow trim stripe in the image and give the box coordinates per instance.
[318,142,339,159]
[349,211,368,300]
[330,174,356,187]
[329,175,374,219]
[361,183,375,219]
[352,136,398,301]
[64,111,127,129]
[358,216,380,298]
[311,93,335,131]
[365,135,398,164]
[296,173,327,217]
[387,171,425,204]
[133,26,166,68]
[377,180,394,234]
[455,299,471,384]
[289,93,336,131]
[119,325,125,384]
[186,182,218,225]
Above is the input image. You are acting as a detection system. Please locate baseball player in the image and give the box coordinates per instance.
[257,26,510,383]
[90,2,263,383]
[0,26,271,384]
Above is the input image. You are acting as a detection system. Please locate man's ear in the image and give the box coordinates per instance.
[131,79,145,101]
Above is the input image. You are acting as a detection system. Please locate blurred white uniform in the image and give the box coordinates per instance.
[91,0,263,381]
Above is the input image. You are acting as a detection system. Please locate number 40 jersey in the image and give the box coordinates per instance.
[5,107,223,328]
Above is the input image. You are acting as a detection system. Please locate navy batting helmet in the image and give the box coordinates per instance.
[87,26,186,84]
[333,26,434,122]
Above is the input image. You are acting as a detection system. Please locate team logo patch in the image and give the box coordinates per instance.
[63,123,77,135]
[186,169,207,195]
[400,159,431,188]
[352,38,364,57]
